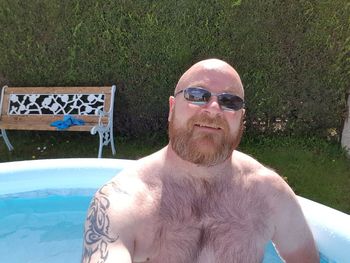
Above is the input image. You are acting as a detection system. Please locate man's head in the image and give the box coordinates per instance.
[168,58,245,166]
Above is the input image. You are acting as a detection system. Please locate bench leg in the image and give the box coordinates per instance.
[98,132,103,158]
[1,129,14,151]
[110,129,116,156]
[91,126,116,158]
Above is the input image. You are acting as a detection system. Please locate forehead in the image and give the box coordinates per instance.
[176,63,244,97]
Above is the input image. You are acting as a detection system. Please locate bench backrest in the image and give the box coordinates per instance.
[0,86,115,131]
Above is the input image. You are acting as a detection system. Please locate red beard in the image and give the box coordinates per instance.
[169,112,243,166]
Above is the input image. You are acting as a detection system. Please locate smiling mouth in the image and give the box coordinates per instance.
[194,123,222,130]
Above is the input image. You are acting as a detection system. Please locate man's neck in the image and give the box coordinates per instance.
[163,144,234,181]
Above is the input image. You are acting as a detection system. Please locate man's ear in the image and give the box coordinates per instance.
[168,96,175,122]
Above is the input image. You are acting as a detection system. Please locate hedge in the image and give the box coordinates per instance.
[0,0,348,138]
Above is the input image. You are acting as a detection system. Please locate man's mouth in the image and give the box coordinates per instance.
[194,123,222,130]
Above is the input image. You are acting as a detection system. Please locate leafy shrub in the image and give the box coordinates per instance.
[0,0,348,138]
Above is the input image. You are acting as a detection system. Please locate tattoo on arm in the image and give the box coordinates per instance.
[81,183,126,263]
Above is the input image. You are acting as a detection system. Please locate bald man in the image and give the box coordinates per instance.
[81,59,319,263]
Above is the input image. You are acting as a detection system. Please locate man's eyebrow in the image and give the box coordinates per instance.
[186,82,206,88]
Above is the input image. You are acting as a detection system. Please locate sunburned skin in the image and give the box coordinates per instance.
[82,149,315,263]
[143,154,274,263]
[81,58,319,263]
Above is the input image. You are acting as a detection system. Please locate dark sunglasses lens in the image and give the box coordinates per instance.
[184,88,210,103]
[219,94,244,110]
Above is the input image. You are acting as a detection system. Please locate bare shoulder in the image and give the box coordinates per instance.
[232,153,320,262]
[104,148,167,212]
[81,152,164,262]
[233,150,283,180]
[102,152,164,218]
[85,167,151,238]
[232,150,296,202]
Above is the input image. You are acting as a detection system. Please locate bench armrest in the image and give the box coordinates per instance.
[90,109,112,135]
[97,109,111,126]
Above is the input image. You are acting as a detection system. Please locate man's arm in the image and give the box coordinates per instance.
[81,181,135,263]
[271,181,319,263]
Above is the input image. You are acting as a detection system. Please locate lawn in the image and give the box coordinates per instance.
[1,130,349,213]
[240,136,350,214]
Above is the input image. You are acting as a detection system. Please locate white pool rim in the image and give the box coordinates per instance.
[0,158,349,262]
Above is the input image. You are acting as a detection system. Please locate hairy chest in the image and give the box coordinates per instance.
[140,177,274,263]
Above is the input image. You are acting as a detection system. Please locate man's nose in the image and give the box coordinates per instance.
[203,96,222,113]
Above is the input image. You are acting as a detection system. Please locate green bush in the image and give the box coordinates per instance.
[0,0,348,137]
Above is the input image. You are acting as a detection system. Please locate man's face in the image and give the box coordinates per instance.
[168,61,245,166]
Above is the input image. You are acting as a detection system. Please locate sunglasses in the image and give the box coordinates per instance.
[174,87,245,111]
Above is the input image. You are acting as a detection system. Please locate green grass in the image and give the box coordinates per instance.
[239,136,350,214]
[0,131,166,161]
[1,131,349,213]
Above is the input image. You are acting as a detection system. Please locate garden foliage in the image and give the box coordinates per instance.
[0,0,348,137]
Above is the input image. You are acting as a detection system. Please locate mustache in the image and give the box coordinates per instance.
[187,113,229,131]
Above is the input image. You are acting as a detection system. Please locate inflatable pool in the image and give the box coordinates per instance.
[0,158,349,262]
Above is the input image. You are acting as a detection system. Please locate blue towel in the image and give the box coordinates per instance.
[50,115,85,130]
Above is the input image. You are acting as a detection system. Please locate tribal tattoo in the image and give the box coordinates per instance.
[81,183,122,263]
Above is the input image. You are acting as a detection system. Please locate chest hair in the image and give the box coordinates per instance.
[149,174,272,263]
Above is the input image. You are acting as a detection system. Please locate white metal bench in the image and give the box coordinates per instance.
[0,85,116,158]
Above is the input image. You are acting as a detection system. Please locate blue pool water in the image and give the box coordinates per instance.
[0,193,91,262]
[0,159,349,262]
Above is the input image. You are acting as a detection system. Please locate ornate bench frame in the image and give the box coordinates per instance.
[0,85,116,158]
